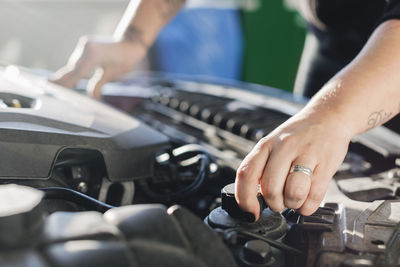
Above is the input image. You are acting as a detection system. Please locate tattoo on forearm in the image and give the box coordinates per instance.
[367,110,393,129]
[123,25,149,48]
[158,0,185,18]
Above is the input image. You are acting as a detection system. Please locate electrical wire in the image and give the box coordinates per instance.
[141,151,212,201]
[171,144,216,162]
[39,187,114,213]
[224,228,305,257]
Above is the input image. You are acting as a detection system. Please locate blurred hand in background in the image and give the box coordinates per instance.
[51,0,186,98]
[52,36,147,99]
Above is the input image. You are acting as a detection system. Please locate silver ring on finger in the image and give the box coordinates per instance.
[290,164,313,177]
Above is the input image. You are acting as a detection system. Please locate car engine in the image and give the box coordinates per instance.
[0,65,399,267]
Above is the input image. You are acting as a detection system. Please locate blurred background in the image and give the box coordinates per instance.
[0,0,305,92]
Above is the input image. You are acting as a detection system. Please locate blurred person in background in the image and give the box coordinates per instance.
[53,0,242,99]
[152,0,243,81]
[53,0,400,220]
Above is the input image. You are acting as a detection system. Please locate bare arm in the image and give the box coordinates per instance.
[306,20,400,136]
[235,19,400,219]
[52,0,186,98]
[115,0,186,48]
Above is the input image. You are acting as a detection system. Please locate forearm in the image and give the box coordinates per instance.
[235,20,400,218]
[114,0,186,49]
[299,20,400,138]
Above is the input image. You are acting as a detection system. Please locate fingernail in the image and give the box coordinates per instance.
[244,212,255,223]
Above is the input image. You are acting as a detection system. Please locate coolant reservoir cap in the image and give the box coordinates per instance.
[0,184,45,247]
[221,183,267,221]
[206,184,286,239]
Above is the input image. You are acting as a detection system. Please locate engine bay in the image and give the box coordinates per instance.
[0,66,399,267]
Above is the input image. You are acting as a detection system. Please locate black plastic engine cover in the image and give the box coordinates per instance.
[0,184,237,267]
[0,66,169,181]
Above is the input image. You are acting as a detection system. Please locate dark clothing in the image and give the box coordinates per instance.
[380,0,400,24]
[296,0,400,98]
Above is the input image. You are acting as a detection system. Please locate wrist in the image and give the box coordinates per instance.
[121,25,151,51]
[300,80,366,140]
[116,39,149,69]
[295,105,357,143]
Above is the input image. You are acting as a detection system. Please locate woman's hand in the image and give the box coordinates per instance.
[234,20,400,220]
[235,111,352,219]
[51,36,147,99]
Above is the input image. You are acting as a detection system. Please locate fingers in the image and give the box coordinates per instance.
[235,140,271,219]
[235,117,350,219]
[236,138,318,218]
[51,66,81,89]
[51,37,98,89]
[236,138,334,218]
[297,164,332,215]
[283,160,315,209]
[259,147,294,213]
[51,36,145,97]
[87,68,112,99]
